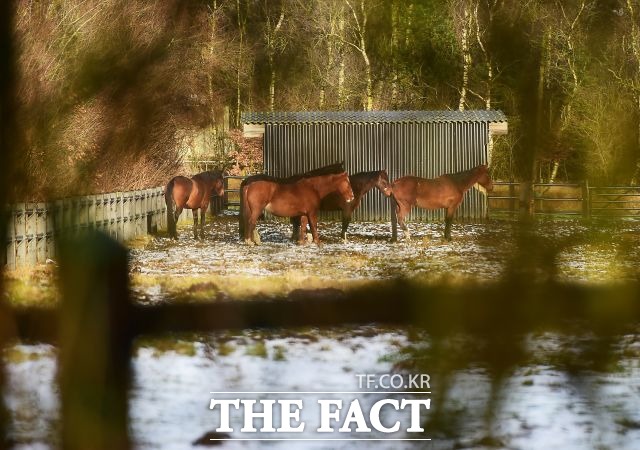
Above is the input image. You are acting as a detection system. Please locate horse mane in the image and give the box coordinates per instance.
[241,162,344,187]
[444,165,486,186]
[349,170,384,192]
[196,170,223,181]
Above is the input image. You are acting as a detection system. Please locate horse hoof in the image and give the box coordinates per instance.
[244,239,255,247]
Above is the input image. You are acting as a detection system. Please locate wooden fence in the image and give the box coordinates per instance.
[488,182,640,218]
[6,180,638,269]
[3,187,167,270]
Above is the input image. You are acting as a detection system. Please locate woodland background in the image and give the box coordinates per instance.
[9,0,640,199]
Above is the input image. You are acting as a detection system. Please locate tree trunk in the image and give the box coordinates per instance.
[269,64,276,112]
[625,0,640,184]
[632,94,640,185]
[338,4,346,109]
[458,4,471,111]
[405,2,413,47]
[236,0,243,127]
[549,160,560,183]
[391,0,399,108]
[357,0,372,110]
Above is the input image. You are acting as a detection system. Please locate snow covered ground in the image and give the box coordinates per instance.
[4,216,640,449]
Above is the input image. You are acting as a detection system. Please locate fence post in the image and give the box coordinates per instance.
[36,202,46,264]
[6,206,16,270]
[509,181,515,212]
[58,231,132,450]
[519,181,534,217]
[582,180,590,218]
[25,203,36,266]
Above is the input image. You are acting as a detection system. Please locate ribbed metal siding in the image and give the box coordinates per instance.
[263,121,489,221]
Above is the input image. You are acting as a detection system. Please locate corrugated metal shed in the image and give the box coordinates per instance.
[241,110,507,222]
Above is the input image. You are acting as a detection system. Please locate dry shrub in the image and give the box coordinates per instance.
[225,130,263,175]
[12,0,231,200]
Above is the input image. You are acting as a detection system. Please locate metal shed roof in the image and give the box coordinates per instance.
[242,110,507,124]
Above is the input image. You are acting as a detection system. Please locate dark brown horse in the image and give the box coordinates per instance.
[238,162,345,242]
[165,170,224,239]
[241,172,354,246]
[391,164,493,241]
[292,170,392,243]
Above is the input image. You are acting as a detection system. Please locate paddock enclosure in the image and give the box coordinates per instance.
[242,110,508,221]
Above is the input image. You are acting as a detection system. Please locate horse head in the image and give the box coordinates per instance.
[336,172,355,203]
[476,165,494,192]
[213,176,225,197]
[376,170,393,197]
[205,171,225,197]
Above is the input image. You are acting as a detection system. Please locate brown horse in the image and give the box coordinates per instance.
[241,172,354,246]
[165,170,224,239]
[238,162,345,241]
[292,170,392,243]
[391,164,493,241]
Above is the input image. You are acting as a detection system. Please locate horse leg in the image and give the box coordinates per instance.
[192,209,199,240]
[291,216,301,242]
[296,216,308,245]
[307,212,321,247]
[174,207,183,228]
[245,210,260,246]
[444,206,456,241]
[341,212,351,242]
[397,203,411,241]
[200,208,206,239]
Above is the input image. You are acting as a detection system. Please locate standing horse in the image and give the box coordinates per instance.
[238,162,345,242]
[292,170,392,243]
[241,172,354,246]
[391,164,493,241]
[165,170,224,239]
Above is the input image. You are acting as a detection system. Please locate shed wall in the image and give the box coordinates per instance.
[263,121,490,221]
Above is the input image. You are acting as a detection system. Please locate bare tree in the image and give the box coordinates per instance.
[451,0,474,110]
[610,0,640,183]
[337,0,373,110]
[262,0,286,111]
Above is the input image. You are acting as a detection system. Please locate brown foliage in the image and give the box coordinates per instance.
[225,130,263,175]
[12,0,229,200]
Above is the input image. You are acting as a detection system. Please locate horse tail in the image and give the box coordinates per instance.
[390,193,398,242]
[239,181,248,240]
[165,178,177,238]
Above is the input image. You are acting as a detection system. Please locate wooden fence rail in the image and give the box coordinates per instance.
[3,187,168,270]
[488,182,640,218]
[6,180,638,269]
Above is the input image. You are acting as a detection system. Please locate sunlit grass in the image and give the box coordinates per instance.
[2,266,59,308]
[130,272,376,303]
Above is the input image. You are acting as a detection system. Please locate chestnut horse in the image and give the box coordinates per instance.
[292,170,393,243]
[165,170,224,239]
[241,172,354,246]
[238,162,345,242]
[391,164,493,241]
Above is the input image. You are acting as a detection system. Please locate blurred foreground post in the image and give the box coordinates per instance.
[58,232,132,450]
[0,0,17,448]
